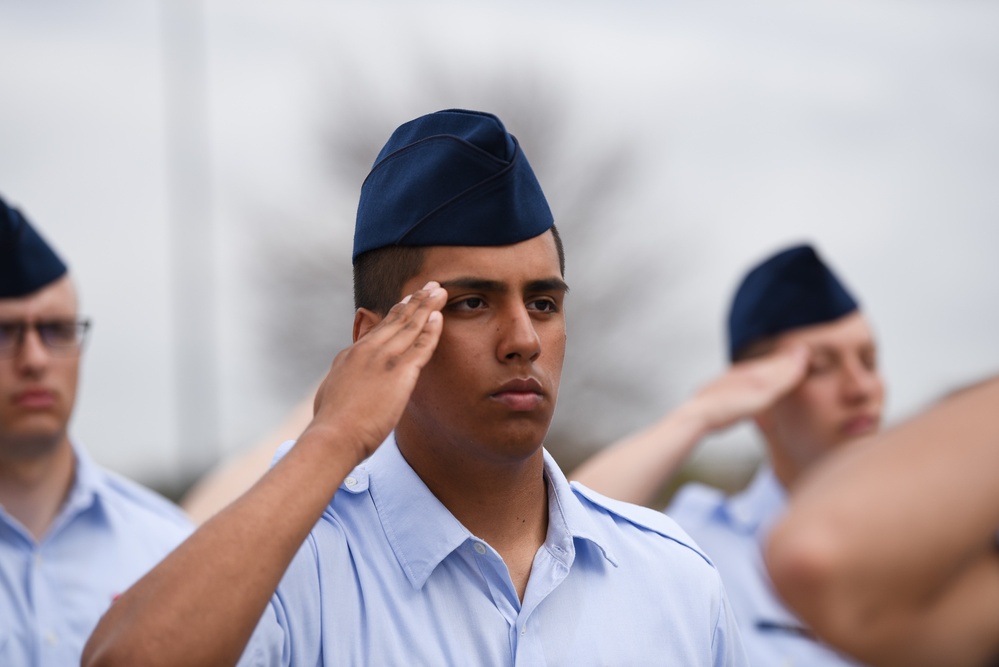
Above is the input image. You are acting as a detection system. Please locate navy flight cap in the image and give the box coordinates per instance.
[0,193,68,298]
[727,244,858,361]
[352,109,554,262]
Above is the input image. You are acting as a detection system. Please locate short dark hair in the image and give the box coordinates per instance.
[353,225,566,315]
[731,336,777,364]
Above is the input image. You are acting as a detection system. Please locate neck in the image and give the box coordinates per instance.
[397,435,550,601]
[0,437,76,541]
[765,440,801,492]
[406,443,548,539]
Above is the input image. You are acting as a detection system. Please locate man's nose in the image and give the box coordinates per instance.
[14,325,52,373]
[497,306,541,362]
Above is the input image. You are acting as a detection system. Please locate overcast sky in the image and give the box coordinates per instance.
[2,0,997,488]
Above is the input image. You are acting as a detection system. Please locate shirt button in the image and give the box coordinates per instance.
[44,631,57,646]
[344,477,357,488]
[473,542,487,555]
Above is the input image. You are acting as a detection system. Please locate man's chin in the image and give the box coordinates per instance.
[1,428,69,461]
[487,423,551,461]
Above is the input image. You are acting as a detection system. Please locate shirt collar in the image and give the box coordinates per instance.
[722,464,787,537]
[351,434,614,590]
[543,452,620,567]
[0,441,106,544]
[51,442,106,530]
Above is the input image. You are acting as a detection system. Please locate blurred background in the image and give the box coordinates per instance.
[2,0,997,502]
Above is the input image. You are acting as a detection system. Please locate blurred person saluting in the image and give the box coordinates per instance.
[573,243,881,666]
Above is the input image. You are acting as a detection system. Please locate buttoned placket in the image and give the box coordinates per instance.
[10,469,99,667]
[465,539,521,656]
[0,516,47,664]
[461,532,576,666]
[31,545,62,662]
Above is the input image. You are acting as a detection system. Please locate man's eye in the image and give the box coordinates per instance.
[861,352,878,371]
[0,323,19,344]
[529,299,557,313]
[450,297,484,311]
[808,359,833,375]
[41,323,78,344]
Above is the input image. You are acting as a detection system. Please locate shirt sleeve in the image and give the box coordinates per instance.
[713,580,751,667]
[237,602,287,667]
[237,534,325,667]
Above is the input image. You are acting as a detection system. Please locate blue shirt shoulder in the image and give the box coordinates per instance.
[95,466,194,530]
[570,480,713,564]
[666,481,727,523]
[663,469,865,667]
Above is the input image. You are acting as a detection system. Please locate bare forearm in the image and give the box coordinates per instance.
[83,425,362,667]
[571,349,809,506]
[569,401,710,506]
[83,283,448,667]
[766,376,999,665]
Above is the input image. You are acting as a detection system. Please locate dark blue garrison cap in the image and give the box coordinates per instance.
[1,193,68,298]
[727,244,858,360]
[352,109,553,262]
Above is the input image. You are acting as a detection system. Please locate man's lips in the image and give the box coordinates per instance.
[13,389,56,409]
[841,414,879,437]
[491,379,544,411]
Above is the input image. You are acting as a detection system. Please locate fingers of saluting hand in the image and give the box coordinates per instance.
[309,282,447,459]
[696,344,810,429]
[767,343,810,389]
[363,281,446,365]
[736,343,810,398]
[325,280,446,395]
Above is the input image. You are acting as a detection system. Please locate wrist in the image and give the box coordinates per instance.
[296,420,373,474]
[673,395,717,438]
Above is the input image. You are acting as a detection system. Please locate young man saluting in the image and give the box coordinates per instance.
[83,109,746,667]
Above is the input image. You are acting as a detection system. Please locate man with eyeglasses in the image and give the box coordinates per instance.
[0,193,192,667]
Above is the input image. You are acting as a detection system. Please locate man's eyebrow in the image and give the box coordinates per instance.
[438,278,505,293]
[526,278,570,294]
[809,341,875,357]
[437,277,570,294]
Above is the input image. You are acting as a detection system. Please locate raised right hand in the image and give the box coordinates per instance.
[690,343,809,432]
[306,281,447,464]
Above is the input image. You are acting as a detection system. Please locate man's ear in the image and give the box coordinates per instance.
[353,308,383,343]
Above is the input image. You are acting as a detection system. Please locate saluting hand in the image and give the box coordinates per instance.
[689,344,810,432]
[306,281,447,464]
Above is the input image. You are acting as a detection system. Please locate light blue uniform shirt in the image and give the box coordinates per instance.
[241,434,748,666]
[667,466,865,667]
[0,443,193,667]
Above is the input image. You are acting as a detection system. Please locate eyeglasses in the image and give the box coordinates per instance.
[0,319,91,357]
